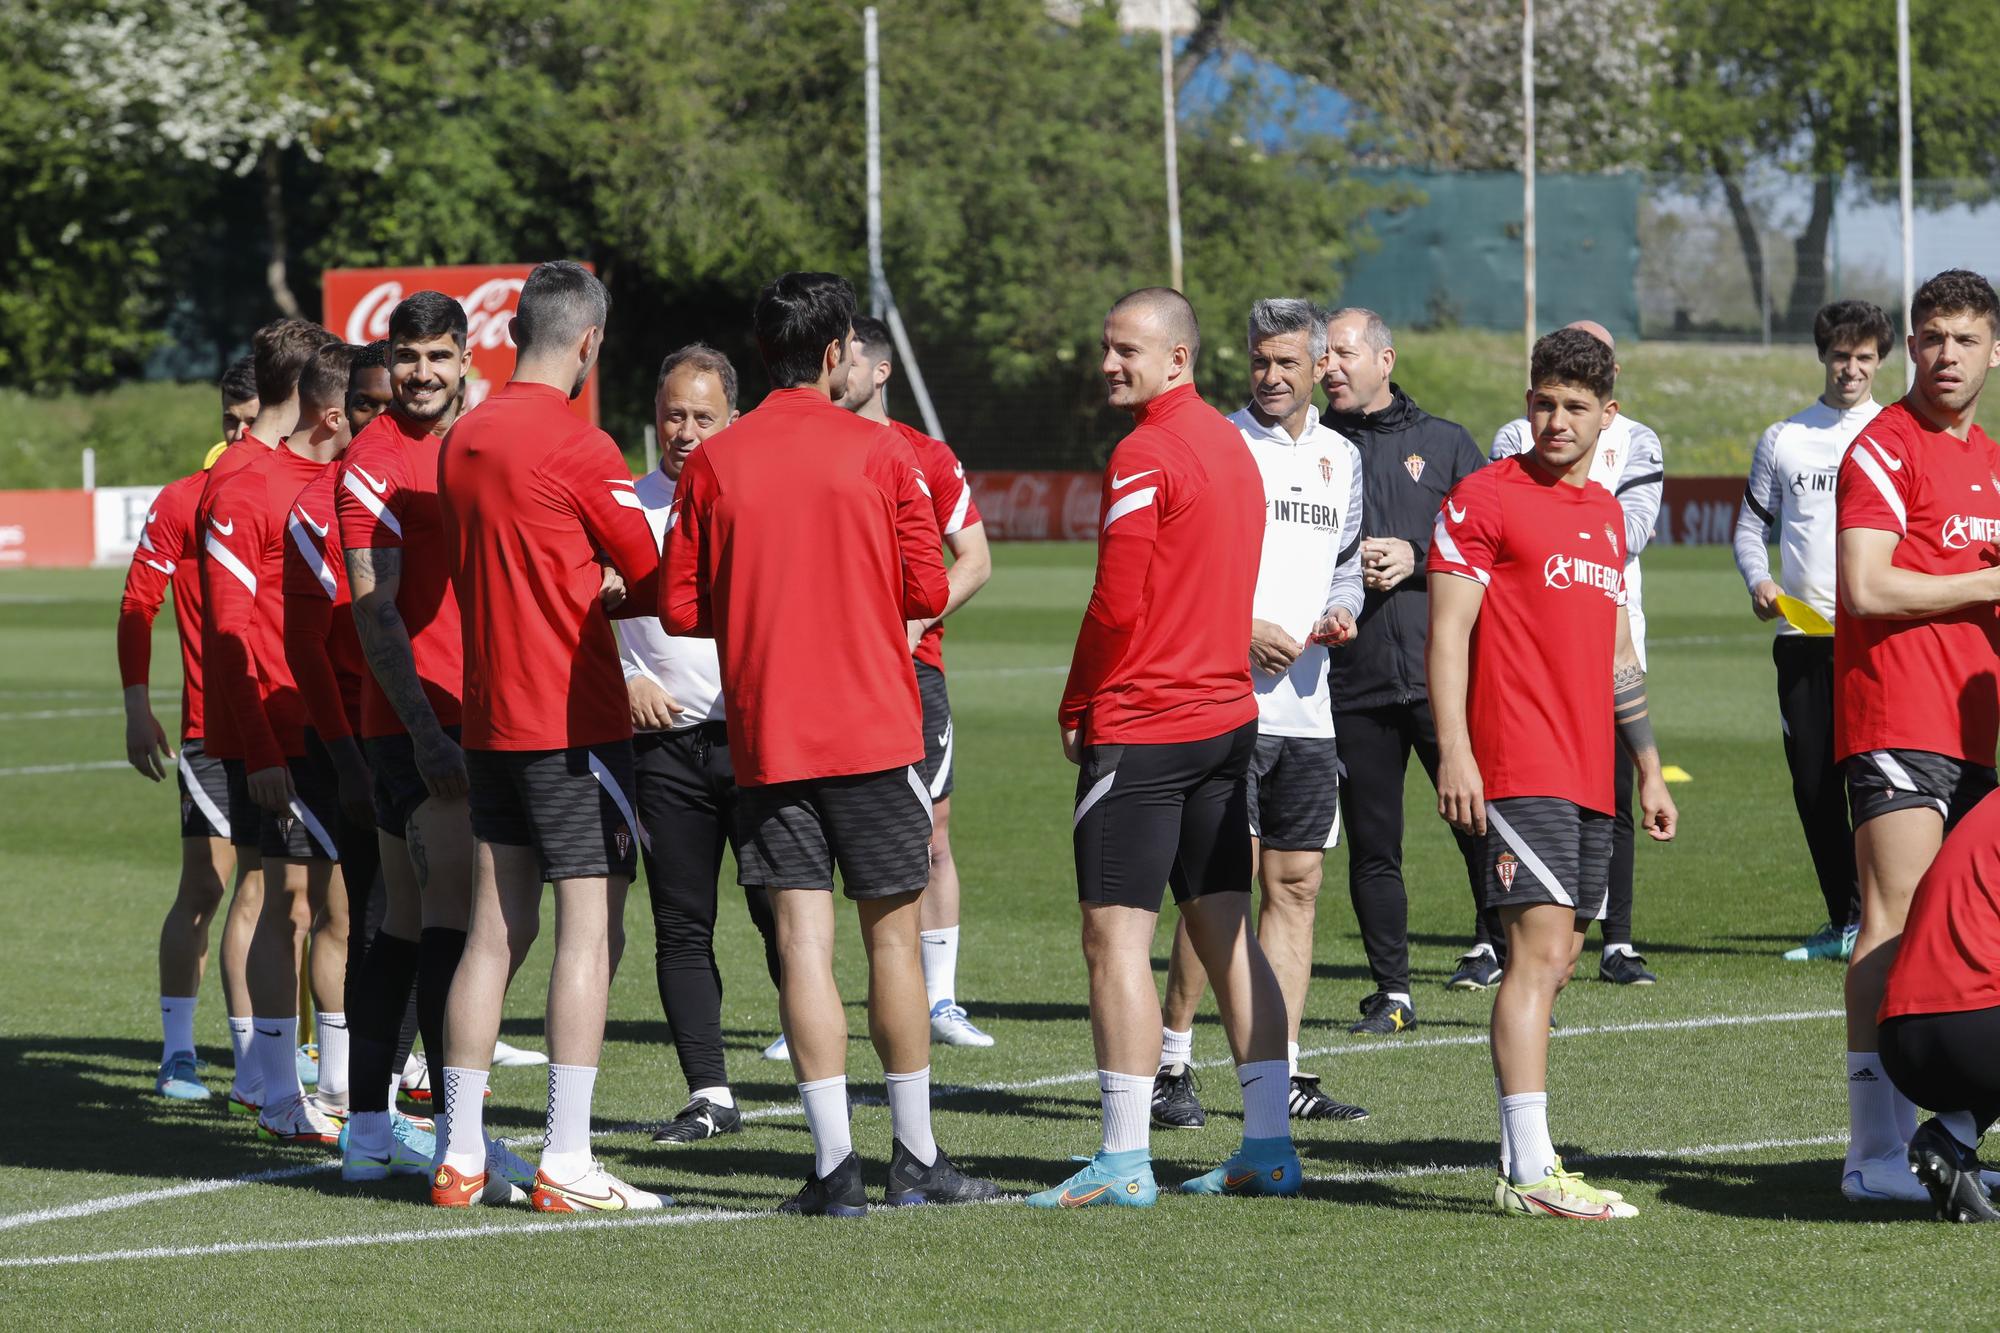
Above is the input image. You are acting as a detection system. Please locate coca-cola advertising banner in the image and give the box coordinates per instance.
[322,264,598,424]
[967,471,1751,544]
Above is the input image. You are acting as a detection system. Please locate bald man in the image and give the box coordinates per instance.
[1032,287,1299,1209]
[1490,319,1665,987]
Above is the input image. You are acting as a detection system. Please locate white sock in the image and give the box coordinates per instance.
[1238,1060,1290,1141]
[920,926,960,1009]
[1099,1069,1152,1156]
[1386,991,1412,1007]
[316,1012,349,1099]
[1500,1090,1555,1184]
[1846,1051,1904,1165]
[1891,1085,1919,1145]
[348,1110,392,1158]
[1495,1077,1510,1176]
[1937,1110,1982,1152]
[799,1075,853,1177]
[692,1084,735,1110]
[1603,943,1636,959]
[885,1066,937,1166]
[1286,1040,1300,1077]
[160,996,197,1061]
[1160,1027,1193,1069]
[228,1017,259,1097]
[441,1066,489,1175]
[253,1016,301,1113]
[1470,942,1496,958]
[538,1064,597,1184]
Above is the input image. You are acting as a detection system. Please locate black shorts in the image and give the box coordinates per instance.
[177,737,233,841]
[364,726,461,839]
[1248,733,1342,851]
[1843,748,1997,830]
[915,660,955,802]
[735,765,933,899]
[1481,796,1612,920]
[220,758,260,850]
[258,733,342,861]
[466,742,640,883]
[1073,720,1257,911]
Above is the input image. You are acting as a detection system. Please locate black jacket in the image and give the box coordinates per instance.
[1323,383,1487,712]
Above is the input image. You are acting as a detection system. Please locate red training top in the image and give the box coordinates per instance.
[661,386,948,785]
[203,444,330,771]
[889,419,983,672]
[334,410,464,738]
[438,382,661,751]
[195,433,279,758]
[118,470,209,740]
[1060,383,1262,746]
[1835,399,2000,763]
[1881,787,2000,1020]
[1427,454,1629,814]
[283,459,364,741]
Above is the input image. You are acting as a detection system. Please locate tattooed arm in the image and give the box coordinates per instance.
[346,546,467,800]
[1614,606,1676,842]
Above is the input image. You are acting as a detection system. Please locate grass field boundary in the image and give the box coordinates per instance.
[0,760,140,778]
[0,1161,334,1234]
[0,1132,1856,1271]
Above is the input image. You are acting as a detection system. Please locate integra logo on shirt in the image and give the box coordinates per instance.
[1268,498,1338,531]
[1940,513,2000,550]
[1790,468,1836,496]
[1543,552,1621,595]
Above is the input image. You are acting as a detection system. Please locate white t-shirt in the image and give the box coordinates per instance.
[1491,413,1663,669]
[615,468,723,729]
[1733,398,1881,634]
[1230,404,1365,739]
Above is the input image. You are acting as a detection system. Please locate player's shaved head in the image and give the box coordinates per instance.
[514,260,609,355]
[1564,319,1615,352]
[1109,287,1201,362]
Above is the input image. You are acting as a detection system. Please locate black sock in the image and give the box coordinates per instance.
[346,932,419,1115]
[417,926,468,1086]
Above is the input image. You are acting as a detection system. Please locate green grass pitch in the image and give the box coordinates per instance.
[0,545,1986,1328]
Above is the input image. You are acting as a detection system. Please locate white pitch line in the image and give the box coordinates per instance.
[0,760,144,778]
[0,1206,765,1270]
[0,1005,1845,1238]
[1308,1131,1848,1185]
[0,707,126,722]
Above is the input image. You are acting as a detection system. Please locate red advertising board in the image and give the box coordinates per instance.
[0,490,95,567]
[321,264,598,424]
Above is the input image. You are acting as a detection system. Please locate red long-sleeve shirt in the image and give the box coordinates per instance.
[283,460,364,742]
[661,387,948,785]
[888,420,983,672]
[194,433,279,758]
[437,382,661,750]
[1060,383,1263,746]
[118,470,209,741]
[202,444,328,771]
[334,411,464,739]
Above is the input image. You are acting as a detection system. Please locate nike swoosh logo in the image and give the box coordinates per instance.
[549,1181,626,1210]
[1059,1184,1110,1207]
[351,466,390,494]
[1224,1170,1258,1189]
[937,732,951,746]
[1111,469,1159,490]
[1867,439,1902,472]
[146,510,158,524]
[212,518,235,536]
[1447,501,1466,523]
[436,1171,482,1200]
[297,507,328,536]
[255,1026,281,1037]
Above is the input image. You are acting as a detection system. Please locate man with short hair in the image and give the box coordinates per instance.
[339,292,537,1198]
[620,343,785,1144]
[1491,320,1666,987]
[1832,268,2000,1203]
[205,340,362,1146]
[118,358,267,1102]
[345,341,391,435]
[1031,286,1299,1210]
[664,271,996,1215]
[1431,327,1677,1220]
[1151,298,1369,1131]
[1733,300,1888,962]
[841,313,997,1049]
[197,318,338,1112]
[1320,307,1494,1030]
[434,260,665,1211]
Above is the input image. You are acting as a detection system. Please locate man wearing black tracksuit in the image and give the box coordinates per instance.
[1320,307,1497,1035]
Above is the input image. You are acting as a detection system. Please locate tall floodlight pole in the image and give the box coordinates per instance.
[1897,0,1915,390]
[865,6,885,317]
[1160,0,1184,291]
[1522,0,1536,372]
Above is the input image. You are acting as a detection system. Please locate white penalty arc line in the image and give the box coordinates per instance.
[0,1006,1844,1238]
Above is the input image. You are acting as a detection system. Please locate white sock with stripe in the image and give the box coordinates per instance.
[539,1063,597,1184]
[440,1067,489,1176]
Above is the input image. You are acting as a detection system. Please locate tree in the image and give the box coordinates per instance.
[1656,0,2000,331]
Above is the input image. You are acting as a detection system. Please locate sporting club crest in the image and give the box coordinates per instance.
[1496,851,1518,892]
[1404,453,1425,484]
[1606,522,1619,551]
[1601,446,1618,473]
[1318,456,1333,486]
[615,825,632,859]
